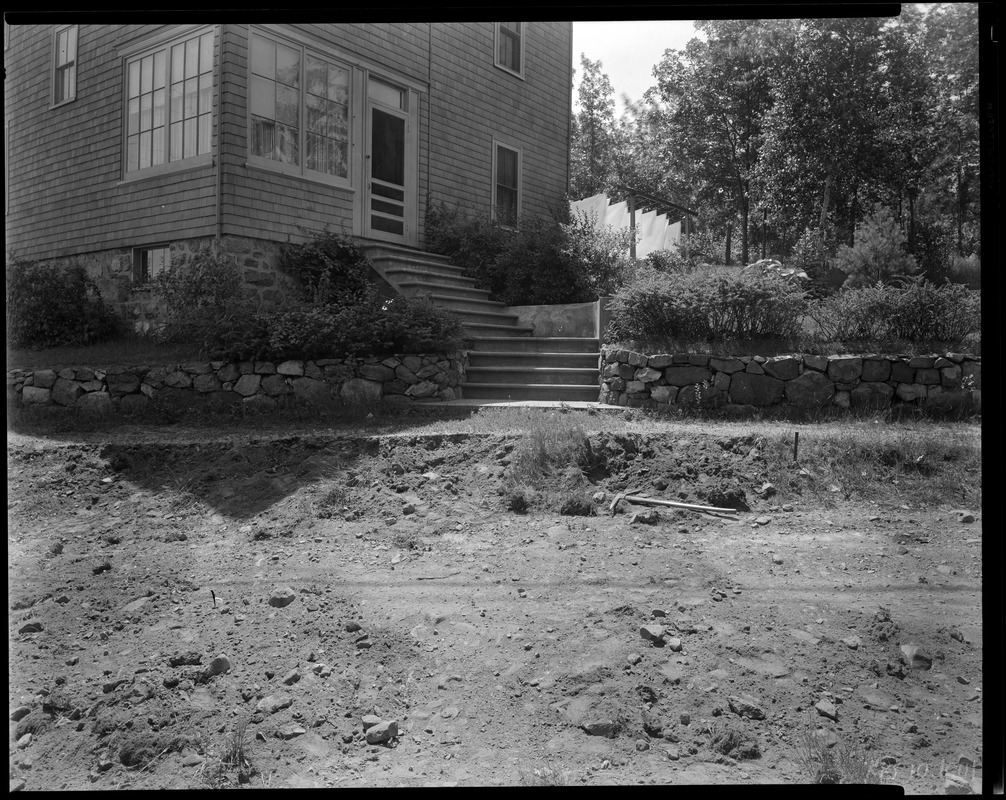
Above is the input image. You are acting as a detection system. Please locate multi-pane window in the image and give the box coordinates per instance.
[125,29,214,173]
[133,246,171,285]
[494,143,520,223]
[496,22,523,77]
[250,33,350,180]
[53,25,78,105]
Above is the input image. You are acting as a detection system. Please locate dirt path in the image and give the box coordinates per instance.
[8,427,983,791]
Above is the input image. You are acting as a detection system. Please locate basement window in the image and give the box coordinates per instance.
[133,246,171,286]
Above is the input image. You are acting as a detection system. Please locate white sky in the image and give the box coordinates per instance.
[571,20,703,116]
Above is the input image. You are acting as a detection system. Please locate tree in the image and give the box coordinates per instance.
[643,21,783,264]
[834,206,918,288]
[569,54,618,198]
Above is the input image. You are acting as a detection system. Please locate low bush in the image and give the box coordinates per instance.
[277,229,373,308]
[425,201,635,305]
[605,266,806,345]
[807,278,980,346]
[6,257,123,350]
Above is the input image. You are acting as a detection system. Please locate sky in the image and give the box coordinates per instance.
[571,20,703,116]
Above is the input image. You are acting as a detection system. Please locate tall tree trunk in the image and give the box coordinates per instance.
[740,199,749,265]
[725,222,733,266]
[819,170,833,231]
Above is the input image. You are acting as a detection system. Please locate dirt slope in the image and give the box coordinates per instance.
[8,428,983,791]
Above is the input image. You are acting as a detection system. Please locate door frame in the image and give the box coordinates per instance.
[363,75,419,246]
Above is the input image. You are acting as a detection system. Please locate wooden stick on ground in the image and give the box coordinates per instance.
[619,495,738,514]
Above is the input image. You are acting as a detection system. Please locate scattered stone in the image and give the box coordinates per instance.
[666,637,683,652]
[207,654,231,676]
[580,720,618,738]
[282,669,301,686]
[842,635,861,650]
[256,695,294,715]
[635,739,650,752]
[181,753,204,767]
[957,512,976,524]
[18,620,43,634]
[664,744,680,761]
[944,773,974,794]
[268,587,296,608]
[627,653,643,666]
[17,734,32,749]
[727,694,766,720]
[365,720,398,744]
[361,715,382,731]
[771,554,784,565]
[10,779,26,792]
[345,621,362,632]
[277,723,306,740]
[815,699,838,721]
[900,644,933,670]
[630,509,660,525]
[10,706,31,722]
[754,516,771,526]
[169,652,203,668]
[639,624,667,645]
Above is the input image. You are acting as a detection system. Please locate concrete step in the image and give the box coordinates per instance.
[460,383,601,402]
[422,295,511,315]
[383,267,479,290]
[463,323,536,338]
[467,336,599,353]
[451,310,526,328]
[396,282,493,302]
[467,351,601,370]
[363,243,461,271]
[466,366,599,386]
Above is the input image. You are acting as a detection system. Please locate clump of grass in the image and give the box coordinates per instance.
[202,717,255,787]
[795,728,882,784]
[114,731,189,768]
[518,757,568,786]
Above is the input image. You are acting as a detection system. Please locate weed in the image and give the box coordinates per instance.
[795,727,882,784]
[517,757,569,786]
[202,717,255,788]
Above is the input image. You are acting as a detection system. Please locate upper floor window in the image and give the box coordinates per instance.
[125,28,214,174]
[249,31,351,182]
[493,141,520,224]
[495,22,523,78]
[53,25,78,106]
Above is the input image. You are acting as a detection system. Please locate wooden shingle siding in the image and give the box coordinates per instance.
[7,22,571,260]
[6,24,219,260]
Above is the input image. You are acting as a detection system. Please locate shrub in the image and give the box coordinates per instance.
[806,278,980,346]
[425,200,635,305]
[6,257,123,349]
[834,206,918,288]
[153,246,253,346]
[643,247,694,274]
[605,266,806,345]
[277,229,374,308]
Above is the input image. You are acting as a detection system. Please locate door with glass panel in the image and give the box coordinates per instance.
[365,77,415,244]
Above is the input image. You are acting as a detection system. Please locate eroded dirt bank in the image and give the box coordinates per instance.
[8,428,983,791]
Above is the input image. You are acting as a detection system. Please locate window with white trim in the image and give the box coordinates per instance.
[493,141,521,224]
[124,28,214,174]
[53,25,78,105]
[249,31,351,181]
[133,245,171,286]
[495,22,523,78]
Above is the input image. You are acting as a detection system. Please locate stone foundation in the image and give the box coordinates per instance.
[8,352,468,413]
[599,349,981,413]
[29,235,292,334]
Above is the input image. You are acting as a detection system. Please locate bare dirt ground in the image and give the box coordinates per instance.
[8,414,984,791]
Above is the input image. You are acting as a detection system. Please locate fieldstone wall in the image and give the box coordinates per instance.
[8,352,468,414]
[600,349,981,413]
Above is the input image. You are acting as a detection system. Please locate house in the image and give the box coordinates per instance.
[4,22,573,321]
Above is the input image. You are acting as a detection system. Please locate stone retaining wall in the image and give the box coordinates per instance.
[8,352,468,414]
[600,349,981,412]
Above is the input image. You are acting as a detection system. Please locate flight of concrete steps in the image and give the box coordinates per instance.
[364,243,600,401]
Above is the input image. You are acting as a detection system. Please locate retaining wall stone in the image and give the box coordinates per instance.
[599,348,980,413]
[8,352,468,414]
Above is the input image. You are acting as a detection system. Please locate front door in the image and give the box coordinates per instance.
[365,77,416,244]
